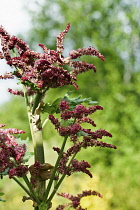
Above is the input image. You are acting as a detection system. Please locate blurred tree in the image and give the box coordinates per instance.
[22,0,140,154]
[22,0,140,109]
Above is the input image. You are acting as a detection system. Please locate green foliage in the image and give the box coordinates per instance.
[0,193,6,202]
[41,92,98,129]
[63,91,98,110]
[41,97,62,114]
[0,169,9,177]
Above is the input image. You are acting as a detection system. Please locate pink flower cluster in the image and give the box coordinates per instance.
[56,190,102,210]
[49,100,116,177]
[49,100,105,138]
[0,72,14,79]
[0,124,28,178]
[7,87,36,97]
[0,24,105,93]
[8,88,24,97]
[53,147,92,177]
[29,161,41,187]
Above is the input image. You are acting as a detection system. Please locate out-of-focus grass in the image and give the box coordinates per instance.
[0,176,33,210]
[52,174,112,210]
[0,172,111,210]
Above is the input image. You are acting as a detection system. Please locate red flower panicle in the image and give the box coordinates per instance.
[56,23,70,53]
[8,88,24,97]
[56,190,102,210]
[0,72,14,79]
[0,124,28,178]
[50,99,116,179]
[69,46,105,60]
[59,100,70,111]
[0,24,104,93]
[0,24,116,207]
[53,148,92,178]
[8,165,28,178]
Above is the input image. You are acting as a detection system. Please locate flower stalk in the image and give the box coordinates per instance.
[43,136,68,204]
[0,23,117,210]
[12,176,32,198]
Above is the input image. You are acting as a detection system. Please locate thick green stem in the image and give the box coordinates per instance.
[28,112,46,205]
[32,88,49,115]
[32,93,43,115]
[28,112,45,163]
[23,88,45,164]
[23,89,46,207]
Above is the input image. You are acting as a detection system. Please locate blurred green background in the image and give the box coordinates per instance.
[0,0,140,209]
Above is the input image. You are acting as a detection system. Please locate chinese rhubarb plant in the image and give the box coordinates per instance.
[0,23,117,210]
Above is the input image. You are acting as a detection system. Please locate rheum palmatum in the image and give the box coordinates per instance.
[0,23,117,210]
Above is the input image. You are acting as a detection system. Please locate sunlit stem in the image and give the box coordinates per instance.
[22,85,45,164]
[47,152,77,204]
[12,177,32,197]
[43,136,68,204]
[32,88,49,115]
[23,175,41,204]
[27,110,46,204]
[32,92,43,115]
[22,85,46,204]
[28,112,45,163]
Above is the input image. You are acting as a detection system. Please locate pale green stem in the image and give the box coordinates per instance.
[32,88,49,115]
[47,152,77,204]
[27,110,46,205]
[22,85,45,164]
[32,93,43,115]
[23,175,41,204]
[43,136,68,204]
[12,177,32,198]
[28,112,45,163]
[22,86,46,207]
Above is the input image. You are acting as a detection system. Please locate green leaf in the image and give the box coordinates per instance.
[23,152,34,163]
[0,198,6,202]
[77,130,89,137]
[63,92,98,110]
[16,136,29,146]
[51,98,62,113]
[0,192,6,202]
[41,103,51,113]
[60,119,75,127]
[88,100,98,104]
[0,199,6,202]
[0,168,9,177]
[41,97,62,114]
